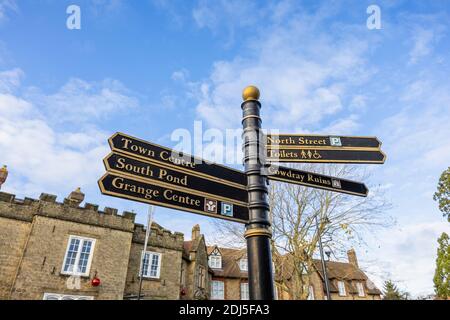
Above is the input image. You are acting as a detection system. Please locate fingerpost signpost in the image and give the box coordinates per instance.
[98,86,386,300]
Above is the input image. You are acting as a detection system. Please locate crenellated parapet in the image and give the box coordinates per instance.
[0,191,136,233]
[132,222,184,251]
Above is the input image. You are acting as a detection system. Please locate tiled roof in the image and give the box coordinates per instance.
[207,246,248,279]
[312,259,381,295]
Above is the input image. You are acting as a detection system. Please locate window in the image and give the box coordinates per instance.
[43,293,93,300]
[140,251,162,279]
[208,249,222,269]
[240,282,249,300]
[211,280,224,299]
[239,258,248,272]
[62,236,95,276]
[197,266,206,288]
[337,281,347,296]
[307,285,315,300]
[356,282,365,297]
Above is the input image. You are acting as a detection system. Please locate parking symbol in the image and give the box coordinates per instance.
[221,203,233,217]
[330,137,342,147]
[332,179,342,188]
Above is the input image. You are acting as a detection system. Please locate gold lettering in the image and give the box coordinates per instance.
[163,190,201,207]
[111,177,160,199]
[298,137,327,145]
[160,151,196,169]
[158,169,188,186]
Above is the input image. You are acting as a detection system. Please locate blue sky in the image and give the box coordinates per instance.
[1,0,450,297]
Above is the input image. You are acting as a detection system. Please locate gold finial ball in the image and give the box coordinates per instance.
[242,85,260,101]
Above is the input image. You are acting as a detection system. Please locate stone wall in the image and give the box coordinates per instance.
[124,223,184,300]
[0,191,136,300]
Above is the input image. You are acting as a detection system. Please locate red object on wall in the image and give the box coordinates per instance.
[91,277,101,287]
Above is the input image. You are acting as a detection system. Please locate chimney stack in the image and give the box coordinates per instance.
[192,224,200,240]
[67,187,85,206]
[347,248,359,268]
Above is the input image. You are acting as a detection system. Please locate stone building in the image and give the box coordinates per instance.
[0,188,381,300]
[0,189,184,300]
[123,222,184,300]
[180,224,211,300]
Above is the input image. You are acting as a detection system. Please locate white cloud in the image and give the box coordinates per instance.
[192,0,261,33]
[0,0,17,23]
[363,222,450,297]
[189,5,370,132]
[0,68,23,93]
[0,69,139,198]
[322,114,360,134]
[25,78,138,124]
[409,27,439,64]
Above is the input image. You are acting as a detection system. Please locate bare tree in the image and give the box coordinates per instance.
[211,163,393,299]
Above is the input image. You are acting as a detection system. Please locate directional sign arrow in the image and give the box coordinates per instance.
[266,148,386,164]
[266,165,368,197]
[266,134,382,149]
[103,152,248,206]
[109,132,247,188]
[98,173,249,224]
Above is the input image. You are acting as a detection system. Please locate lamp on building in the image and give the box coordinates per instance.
[91,277,101,287]
[0,165,8,190]
[91,271,101,287]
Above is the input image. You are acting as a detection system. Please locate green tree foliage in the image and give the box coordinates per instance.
[382,280,410,300]
[433,232,449,299]
[433,167,450,222]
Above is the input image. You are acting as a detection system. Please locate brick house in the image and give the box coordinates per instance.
[207,245,249,300]
[274,249,382,300]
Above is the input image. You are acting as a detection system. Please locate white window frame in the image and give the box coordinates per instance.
[240,282,249,300]
[139,251,162,279]
[211,280,225,300]
[307,285,315,300]
[61,235,96,277]
[356,282,365,297]
[337,281,347,296]
[239,258,248,272]
[208,250,222,269]
[43,293,94,300]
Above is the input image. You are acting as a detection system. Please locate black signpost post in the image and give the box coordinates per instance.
[97,85,386,301]
[241,86,275,300]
